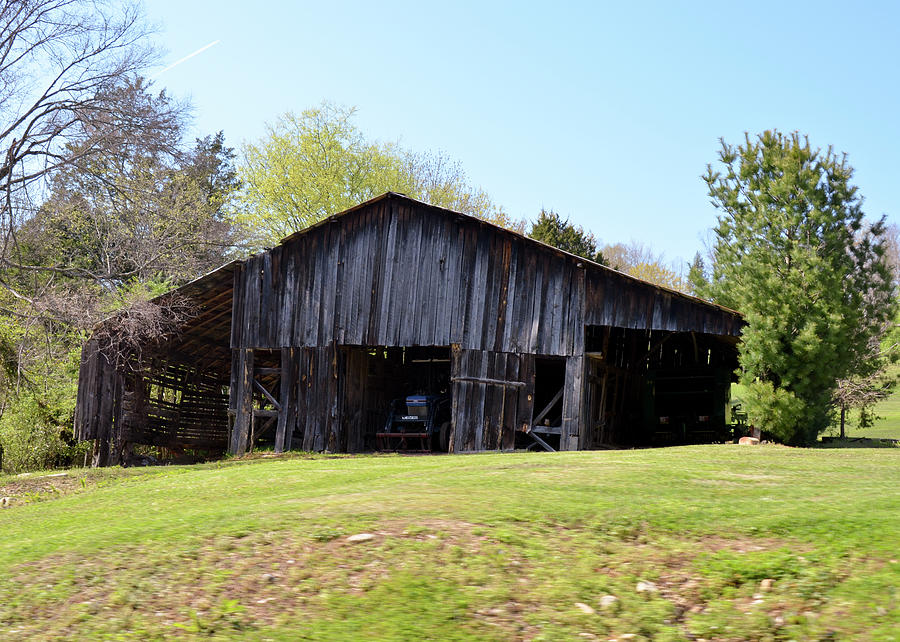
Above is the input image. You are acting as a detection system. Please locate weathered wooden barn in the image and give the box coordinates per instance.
[75,192,743,466]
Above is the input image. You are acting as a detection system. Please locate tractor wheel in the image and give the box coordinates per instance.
[439,421,451,452]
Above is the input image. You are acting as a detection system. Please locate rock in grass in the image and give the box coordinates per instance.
[738,436,760,445]
[636,580,659,593]
[347,533,375,543]
[759,578,774,591]
[574,602,595,614]
[599,595,619,609]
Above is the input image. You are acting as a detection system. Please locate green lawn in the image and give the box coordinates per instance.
[2,447,899,640]
[731,380,900,440]
[819,385,900,440]
[844,388,900,439]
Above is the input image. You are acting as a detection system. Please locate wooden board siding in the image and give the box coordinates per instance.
[232,195,741,360]
[231,198,590,357]
[75,339,230,466]
[76,263,237,463]
[450,346,535,452]
[584,269,742,336]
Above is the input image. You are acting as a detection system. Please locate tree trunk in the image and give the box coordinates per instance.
[840,404,846,439]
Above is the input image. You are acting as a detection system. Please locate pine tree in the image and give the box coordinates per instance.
[528,209,605,264]
[701,130,896,444]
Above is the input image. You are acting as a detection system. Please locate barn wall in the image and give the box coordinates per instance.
[74,340,125,466]
[231,199,586,357]
[223,194,742,455]
[450,346,535,452]
[231,197,741,362]
[584,270,742,336]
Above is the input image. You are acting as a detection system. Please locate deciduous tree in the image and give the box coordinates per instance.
[0,1,156,276]
[601,240,687,291]
[237,102,519,247]
[26,82,241,290]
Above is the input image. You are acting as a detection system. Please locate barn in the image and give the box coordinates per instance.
[75,192,743,466]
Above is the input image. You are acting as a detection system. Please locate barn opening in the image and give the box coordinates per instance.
[582,324,736,447]
[526,356,566,451]
[343,345,451,452]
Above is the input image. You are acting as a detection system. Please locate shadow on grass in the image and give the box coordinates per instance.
[816,436,900,449]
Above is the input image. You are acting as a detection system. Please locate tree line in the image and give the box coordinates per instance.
[0,0,894,471]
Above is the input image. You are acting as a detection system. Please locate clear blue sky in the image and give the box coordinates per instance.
[145,0,899,267]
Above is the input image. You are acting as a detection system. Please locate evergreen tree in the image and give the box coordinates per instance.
[686,252,707,296]
[528,209,605,264]
[701,130,896,444]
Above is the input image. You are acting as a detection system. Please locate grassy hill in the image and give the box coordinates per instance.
[1,447,899,640]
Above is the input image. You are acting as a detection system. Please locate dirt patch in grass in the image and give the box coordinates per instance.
[0,472,88,507]
[1,519,498,639]
[0,521,832,641]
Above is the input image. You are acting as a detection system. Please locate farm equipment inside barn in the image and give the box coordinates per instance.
[642,366,733,444]
[376,395,451,453]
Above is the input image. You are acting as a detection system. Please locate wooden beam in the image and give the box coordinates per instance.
[253,379,282,411]
[532,386,564,426]
[530,424,562,435]
[275,348,295,453]
[525,426,556,452]
[561,355,585,451]
[450,376,526,388]
[229,349,253,456]
[255,367,283,376]
[252,409,279,418]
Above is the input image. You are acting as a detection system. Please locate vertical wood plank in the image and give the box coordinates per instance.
[229,349,254,456]
[561,354,585,451]
[275,347,294,452]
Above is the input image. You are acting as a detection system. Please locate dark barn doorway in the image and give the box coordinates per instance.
[522,356,565,450]
[342,345,452,452]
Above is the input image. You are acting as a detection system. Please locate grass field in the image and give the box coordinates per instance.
[731,380,900,441]
[1,447,899,641]
[836,388,900,439]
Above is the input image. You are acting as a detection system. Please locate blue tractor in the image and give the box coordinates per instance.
[376,394,451,453]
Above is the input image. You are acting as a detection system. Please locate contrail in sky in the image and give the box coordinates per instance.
[152,40,221,78]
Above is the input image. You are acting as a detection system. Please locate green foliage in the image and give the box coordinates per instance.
[528,209,604,263]
[0,81,242,473]
[702,130,896,444]
[0,349,86,474]
[743,381,806,443]
[686,252,707,296]
[602,240,688,291]
[23,80,241,287]
[106,276,178,314]
[237,102,518,247]
[627,262,686,291]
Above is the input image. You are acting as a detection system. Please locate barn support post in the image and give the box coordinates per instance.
[274,347,296,453]
[110,372,125,466]
[93,359,115,467]
[228,348,254,456]
[561,354,585,451]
